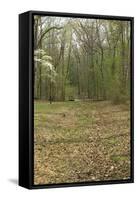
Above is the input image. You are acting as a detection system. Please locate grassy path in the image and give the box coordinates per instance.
[34,101,130,185]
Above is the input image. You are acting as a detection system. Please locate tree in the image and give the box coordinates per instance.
[34,49,57,102]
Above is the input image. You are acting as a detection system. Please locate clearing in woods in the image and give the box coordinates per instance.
[34,100,130,185]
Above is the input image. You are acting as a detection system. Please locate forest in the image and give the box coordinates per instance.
[34,16,131,185]
[34,16,130,104]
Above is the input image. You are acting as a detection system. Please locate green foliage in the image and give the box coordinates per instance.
[65,84,76,100]
[34,17,130,103]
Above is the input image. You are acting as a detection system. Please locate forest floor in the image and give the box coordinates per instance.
[34,100,131,185]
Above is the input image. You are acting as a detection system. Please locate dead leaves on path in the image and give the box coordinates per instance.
[34,101,130,185]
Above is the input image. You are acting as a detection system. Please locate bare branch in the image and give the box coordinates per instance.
[37,26,63,48]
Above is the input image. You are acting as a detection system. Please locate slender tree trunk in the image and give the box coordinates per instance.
[39,18,42,99]
[100,49,106,99]
[121,22,126,94]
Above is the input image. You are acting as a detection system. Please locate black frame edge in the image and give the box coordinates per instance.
[130,17,134,183]
[27,10,134,20]
[19,12,31,189]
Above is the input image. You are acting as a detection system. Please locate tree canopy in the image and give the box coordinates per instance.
[34,16,131,104]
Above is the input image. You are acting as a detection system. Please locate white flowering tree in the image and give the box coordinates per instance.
[34,49,57,103]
